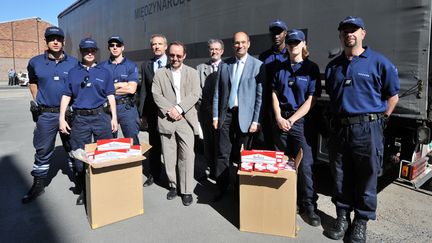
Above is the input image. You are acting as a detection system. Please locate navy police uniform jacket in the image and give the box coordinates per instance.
[27,52,78,107]
[325,47,400,116]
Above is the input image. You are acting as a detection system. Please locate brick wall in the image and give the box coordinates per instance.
[0,18,52,83]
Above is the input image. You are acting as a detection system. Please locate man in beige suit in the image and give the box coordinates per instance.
[152,41,200,206]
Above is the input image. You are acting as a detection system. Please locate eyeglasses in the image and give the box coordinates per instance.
[287,40,301,46]
[109,43,123,48]
[80,76,90,88]
[169,53,184,59]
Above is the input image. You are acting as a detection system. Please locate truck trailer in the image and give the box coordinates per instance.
[58,0,432,187]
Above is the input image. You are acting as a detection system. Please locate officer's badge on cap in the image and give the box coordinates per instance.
[338,16,365,30]
[269,19,288,31]
[108,35,124,44]
[79,37,98,49]
[287,29,305,42]
[44,26,65,38]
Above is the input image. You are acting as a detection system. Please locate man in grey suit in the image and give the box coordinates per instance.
[213,32,266,201]
[138,34,168,187]
[196,39,224,180]
[152,41,200,206]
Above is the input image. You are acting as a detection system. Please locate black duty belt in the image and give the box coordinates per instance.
[116,97,133,105]
[74,106,105,116]
[281,110,295,119]
[40,106,60,113]
[339,113,383,126]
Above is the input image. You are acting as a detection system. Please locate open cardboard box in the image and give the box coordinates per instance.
[238,149,303,238]
[83,143,151,229]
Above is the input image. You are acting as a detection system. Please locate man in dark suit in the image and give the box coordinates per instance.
[138,34,168,187]
[196,39,224,180]
[212,32,265,201]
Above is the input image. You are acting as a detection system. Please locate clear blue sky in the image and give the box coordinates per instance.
[0,0,76,25]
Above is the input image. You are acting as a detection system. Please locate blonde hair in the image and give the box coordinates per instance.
[302,45,310,59]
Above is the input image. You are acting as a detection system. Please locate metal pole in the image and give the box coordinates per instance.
[36,18,40,54]
[10,21,16,71]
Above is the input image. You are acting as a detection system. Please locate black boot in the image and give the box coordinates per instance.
[326,214,351,240]
[22,177,45,204]
[75,172,86,205]
[349,219,367,243]
[303,209,321,227]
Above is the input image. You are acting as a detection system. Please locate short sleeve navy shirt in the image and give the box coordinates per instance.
[27,52,78,107]
[325,47,400,116]
[272,58,321,111]
[99,58,139,99]
[63,63,115,109]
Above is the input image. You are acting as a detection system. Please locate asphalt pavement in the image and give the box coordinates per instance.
[0,84,430,243]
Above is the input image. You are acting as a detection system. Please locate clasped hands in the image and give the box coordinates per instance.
[167,107,183,121]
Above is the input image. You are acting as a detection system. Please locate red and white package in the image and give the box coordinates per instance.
[254,163,267,172]
[93,149,129,162]
[266,164,279,174]
[96,138,133,151]
[241,150,281,164]
[240,162,254,172]
[127,145,142,156]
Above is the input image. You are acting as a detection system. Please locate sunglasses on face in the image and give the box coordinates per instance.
[169,53,184,59]
[80,76,90,88]
[109,43,123,48]
[341,28,360,34]
[287,40,301,46]
[46,36,64,42]
[82,48,97,54]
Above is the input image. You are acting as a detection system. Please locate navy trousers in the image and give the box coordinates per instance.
[70,112,113,172]
[328,119,384,220]
[114,103,140,145]
[273,118,318,211]
[32,112,74,178]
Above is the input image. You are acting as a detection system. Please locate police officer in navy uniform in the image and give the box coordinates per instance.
[257,19,289,150]
[325,16,400,243]
[59,37,118,205]
[22,26,78,204]
[100,35,140,145]
[272,29,321,227]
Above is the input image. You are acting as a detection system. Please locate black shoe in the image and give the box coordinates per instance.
[349,219,367,243]
[167,187,177,200]
[76,191,85,205]
[182,194,193,206]
[22,177,45,204]
[303,210,321,227]
[326,215,350,240]
[143,175,154,187]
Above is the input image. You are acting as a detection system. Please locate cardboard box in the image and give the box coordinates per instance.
[238,150,302,238]
[84,143,151,229]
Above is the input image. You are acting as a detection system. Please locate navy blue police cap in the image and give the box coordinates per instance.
[108,35,124,44]
[338,16,365,30]
[79,37,98,49]
[287,29,305,42]
[44,26,65,38]
[269,19,288,31]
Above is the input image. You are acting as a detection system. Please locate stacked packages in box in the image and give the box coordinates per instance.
[86,138,142,163]
[240,150,296,174]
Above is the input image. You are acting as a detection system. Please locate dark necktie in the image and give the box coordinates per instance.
[157,60,162,69]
